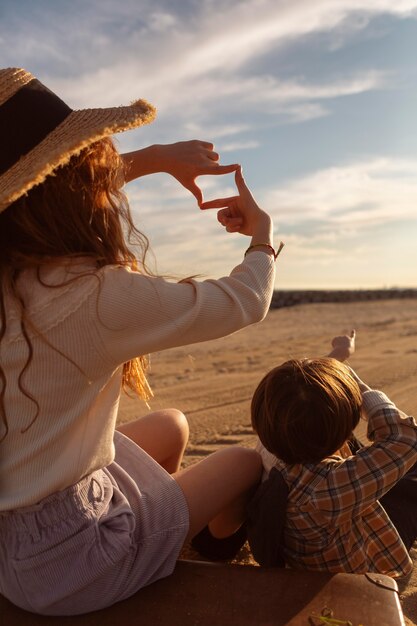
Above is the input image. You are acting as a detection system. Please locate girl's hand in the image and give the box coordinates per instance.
[328,329,356,362]
[158,140,239,205]
[200,167,272,240]
[122,140,238,205]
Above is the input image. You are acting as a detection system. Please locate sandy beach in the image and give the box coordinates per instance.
[118,298,417,625]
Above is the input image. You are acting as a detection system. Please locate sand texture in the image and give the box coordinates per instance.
[118,298,417,625]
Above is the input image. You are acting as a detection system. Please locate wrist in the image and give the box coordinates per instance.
[149,144,168,172]
[327,347,348,362]
[244,215,284,260]
[121,144,163,182]
[245,242,284,261]
[250,213,273,245]
[362,390,395,416]
[141,144,166,174]
[150,143,181,175]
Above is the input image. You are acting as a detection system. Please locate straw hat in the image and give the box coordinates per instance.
[0,67,156,213]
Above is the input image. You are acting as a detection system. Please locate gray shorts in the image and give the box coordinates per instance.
[0,431,189,616]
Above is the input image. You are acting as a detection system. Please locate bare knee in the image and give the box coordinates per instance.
[117,409,189,472]
[218,446,262,478]
[162,408,189,449]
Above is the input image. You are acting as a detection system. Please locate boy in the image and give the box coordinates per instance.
[248,332,417,577]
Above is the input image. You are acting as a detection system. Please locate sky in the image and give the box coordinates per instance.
[1,0,417,289]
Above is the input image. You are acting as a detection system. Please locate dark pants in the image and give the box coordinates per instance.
[349,437,417,551]
[380,461,417,552]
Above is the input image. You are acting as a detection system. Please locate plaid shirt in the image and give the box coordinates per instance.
[257,390,417,577]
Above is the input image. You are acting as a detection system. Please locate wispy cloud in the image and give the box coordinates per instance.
[263,157,417,229]
[134,156,417,239]
[1,0,416,287]
[220,141,261,152]
[2,0,409,129]
[124,155,417,286]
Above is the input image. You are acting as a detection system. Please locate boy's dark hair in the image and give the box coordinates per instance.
[251,358,362,464]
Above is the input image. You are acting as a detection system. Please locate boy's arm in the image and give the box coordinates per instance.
[325,331,372,444]
[313,388,417,523]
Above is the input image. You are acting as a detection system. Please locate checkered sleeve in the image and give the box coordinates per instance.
[311,390,417,524]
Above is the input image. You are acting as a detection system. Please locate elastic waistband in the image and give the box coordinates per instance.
[0,469,109,535]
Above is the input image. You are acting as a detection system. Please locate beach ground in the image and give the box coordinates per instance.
[118,298,417,625]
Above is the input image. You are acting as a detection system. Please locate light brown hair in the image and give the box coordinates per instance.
[251,358,362,464]
[0,137,152,440]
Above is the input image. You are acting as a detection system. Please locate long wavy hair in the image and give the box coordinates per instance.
[0,137,153,441]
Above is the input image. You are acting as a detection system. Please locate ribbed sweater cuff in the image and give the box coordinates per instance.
[362,389,396,418]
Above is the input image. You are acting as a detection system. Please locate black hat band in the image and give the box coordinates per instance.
[0,78,72,175]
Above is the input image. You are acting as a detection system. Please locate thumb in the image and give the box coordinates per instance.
[234,166,250,196]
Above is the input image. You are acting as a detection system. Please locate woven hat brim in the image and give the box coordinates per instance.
[0,98,156,213]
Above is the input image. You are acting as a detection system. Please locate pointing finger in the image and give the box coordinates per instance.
[200,196,238,210]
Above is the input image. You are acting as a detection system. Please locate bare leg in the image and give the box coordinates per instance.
[117,413,261,547]
[174,446,262,542]
[117,409,189,473]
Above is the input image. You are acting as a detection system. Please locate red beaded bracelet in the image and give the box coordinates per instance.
[244,241,284,261]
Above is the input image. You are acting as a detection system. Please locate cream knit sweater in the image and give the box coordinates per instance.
[0,252,275,510]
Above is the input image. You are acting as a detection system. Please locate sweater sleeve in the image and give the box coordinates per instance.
[90,251,275,365]
[311,390,417,524]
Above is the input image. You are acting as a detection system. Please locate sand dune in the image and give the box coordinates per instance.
[118,298,417,625]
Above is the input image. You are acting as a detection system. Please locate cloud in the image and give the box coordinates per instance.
[263,157,417,229]
[183,123,252,140]
[1,0,416,287]
[167,70,388,124]
[239,71,389,105]
[147,11,178,32]
[220,141,261,152]
[2,0,409,127]
[123,155,417,286]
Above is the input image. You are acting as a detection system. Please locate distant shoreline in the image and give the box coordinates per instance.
[271,288,417,309]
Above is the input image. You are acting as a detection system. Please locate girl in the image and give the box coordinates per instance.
[249,332,417,577]
[0,68,280,615]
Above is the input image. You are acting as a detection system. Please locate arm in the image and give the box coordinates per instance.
[124,143,275,259]
[121,140,239,205]
[312,389,417,524]
[93,169,276,362]
[94,254,275,363]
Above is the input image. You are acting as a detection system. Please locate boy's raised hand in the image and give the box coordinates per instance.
[328,331,372,394]
[328,330,356,362]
